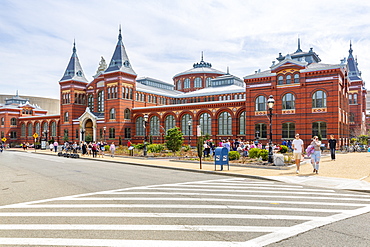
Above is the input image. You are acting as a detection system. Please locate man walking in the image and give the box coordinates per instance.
[292,133,304,174]
[328,134,337,161]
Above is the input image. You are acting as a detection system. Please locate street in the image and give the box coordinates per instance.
[1,151,370,246]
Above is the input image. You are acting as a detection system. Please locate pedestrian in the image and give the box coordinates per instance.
[292,133,304,174]
[208,139,215,156]
[81,142,87,156]
[222,139,231,152]
[110,142,116,158]
[311,136,322,174]
[49,142,53,151]
[92,142,98,158]
[287,140,292,151]
[53,141,58,152]
[328,134,337,161]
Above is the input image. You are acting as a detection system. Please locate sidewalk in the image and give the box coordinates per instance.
[8,148,370,192]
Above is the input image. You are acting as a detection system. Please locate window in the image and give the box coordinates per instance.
[282,93,295,110]
[177,80,182,90]
[239,111,246,135]
[199,113,211,135]
[294,74,299,83]
[35,122,40,135]
[194,77,202,88]
[218,111,231,135]
[255,95,266,111]
[1,117,4,126]
[150,116,159,136]
[51,122,56,137]
[312,90,327,108]
[181,114,192,135]
[10,118,17,126]
[206,77,212,87]
[21,123,26,137]
[136,117,144,136]
[184,78,190,89]
[165,115,175,133]
[97,90,104,112]
[349,94,353,104]
[64,112,69,122]
[10,131,17,139]
[27,123,33,137]
[109,108,116,120]
[353,94,358,104]
[64,129,69,140]
[282,122,295,139]
[286,75,291,84]
[349,112,355,123]
[124,108,131,120]
[312,122,327,138]
[255,123,267,139]
[109,128,115,139]
[278,76,283,85]
[43,122,48,133]
[124,128,131,139]
[75,129,79,139]
[88,95,94,111]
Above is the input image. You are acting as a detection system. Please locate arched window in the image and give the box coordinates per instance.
[43,122,48,134]
[282,122,295,139]
[286,75,291,84]
[21,123,26,137]
[27,123,33,137]
[353,94,358,104]
[150,116,159,136]
[109,108,116,120]
[255,123,267,139]
[181,114,192,135]
[1,117,4,126]
[177,80,182,90]
[88,95,94,111]
[124,108,131,120]
[165,115,175,132]
[218,111,231,135]
[97,90,104,112]
[51,122,57,137]
[239,111,246,135]
[312,90,327,108]
[349,112,355,123]
[294,74,299,83]
[199,113,211,135]
[206,77,212,87]
[194,77,202,88]
[64,112,69,122]
[278,76,283,85]
[10,118,17,126]
[35,122,40,135]
[282,93,295,110]
[107,88,111,99]
[184,78,190,89]
[136,117,144,136]
[255,95,266,111]
[312,121,327,138]
[129,88,133,99]
[349,94,353,104]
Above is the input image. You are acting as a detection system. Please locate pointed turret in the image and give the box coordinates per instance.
[295,38,302,53]
[105,27,136,75]
[347,41,362,81]
[60,41,88,82]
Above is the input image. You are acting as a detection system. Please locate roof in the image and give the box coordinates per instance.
[173,54,225,78]
[136,82,183,97]
[179,84,245,98]
[347,42,362,82]
[105,28,136,76]
[60,42,88,83]
[133,99,245,110]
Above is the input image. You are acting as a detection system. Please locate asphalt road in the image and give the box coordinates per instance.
[1,151,370,246]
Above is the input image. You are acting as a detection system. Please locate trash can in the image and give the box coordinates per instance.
[214,147,229,171]
[273,153,284,166]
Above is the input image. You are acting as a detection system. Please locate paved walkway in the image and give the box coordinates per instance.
[7,148,370,192]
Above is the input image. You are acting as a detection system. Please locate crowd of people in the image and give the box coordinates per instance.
[51,141,117,158]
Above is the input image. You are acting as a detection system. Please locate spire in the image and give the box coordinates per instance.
[346,41,362,81]
[60,41,88,82]
[16,90,19,97]
[349,40,353,54]
[201,51,204,62]
[295,37,302,53]
[226,66,230,74]
[105,26,136,75]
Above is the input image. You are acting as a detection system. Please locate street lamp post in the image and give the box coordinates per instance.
[267,95,275,164]
[103,126,106,143]
[187,120,192,147]
[143,114,149,156]
[255,130,260,141]
[80,128,85,142]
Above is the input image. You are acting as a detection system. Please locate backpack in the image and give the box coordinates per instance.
[306,145,314,157]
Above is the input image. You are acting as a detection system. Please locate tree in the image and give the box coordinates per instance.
[164,127,184,152]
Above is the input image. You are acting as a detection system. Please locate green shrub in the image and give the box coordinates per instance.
[279,145,288,153]
[104,145,110,151]
[147,144,164,153]
[182,145,191,152]
[248,148,261,158]
[229,151,240,160]
[134,143,144,150]
[259,149,269,161]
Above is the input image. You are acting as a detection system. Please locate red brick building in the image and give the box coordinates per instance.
[0,31,366,148]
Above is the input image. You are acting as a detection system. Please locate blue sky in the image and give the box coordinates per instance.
[1,0,370,99]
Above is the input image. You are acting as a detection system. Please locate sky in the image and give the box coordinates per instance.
[1,0,370,99]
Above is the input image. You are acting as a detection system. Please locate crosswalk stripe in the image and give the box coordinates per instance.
[0,212,326,220]
[0,224,287,232]
[6,204,350,213]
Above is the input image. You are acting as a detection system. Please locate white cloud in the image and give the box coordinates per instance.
[1,0,370,99]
